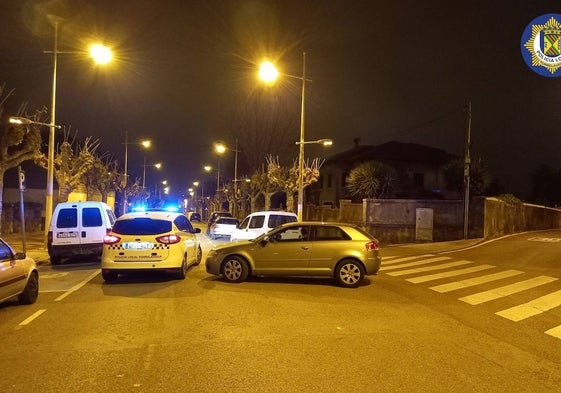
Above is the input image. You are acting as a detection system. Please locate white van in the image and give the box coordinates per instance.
[230,211,298,242]
[47,201,116,265]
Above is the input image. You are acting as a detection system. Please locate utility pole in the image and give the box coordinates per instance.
[463,102,472,239]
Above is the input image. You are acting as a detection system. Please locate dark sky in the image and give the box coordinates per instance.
[2,0,561,199]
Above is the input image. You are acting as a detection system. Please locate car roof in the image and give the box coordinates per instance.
[247,211,297,216]
[118,211,184,221]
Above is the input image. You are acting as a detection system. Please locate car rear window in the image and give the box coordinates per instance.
[112,218,172,235]
[217,218,238,225]
[82,207,103,227]
[56,208,77,228]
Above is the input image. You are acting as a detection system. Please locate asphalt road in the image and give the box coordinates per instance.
[1,227,561,392]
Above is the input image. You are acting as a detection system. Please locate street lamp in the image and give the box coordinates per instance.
[122,131,151,214]
[259,52,309,220]
[44,15,112,244]
[142,158,162,188]
[204,164,220,192]
[213,139,241,191]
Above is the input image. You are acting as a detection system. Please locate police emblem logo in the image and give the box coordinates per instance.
[521,14,561,77]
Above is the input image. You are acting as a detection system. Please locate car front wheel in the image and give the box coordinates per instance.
[102,270,118,282]
[335,259,364,288]
[221,256,249,283]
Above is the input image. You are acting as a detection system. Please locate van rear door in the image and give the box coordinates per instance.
[51,206,80,246]
[80,206,108,246]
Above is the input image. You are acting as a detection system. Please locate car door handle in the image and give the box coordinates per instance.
[300,246,309,251]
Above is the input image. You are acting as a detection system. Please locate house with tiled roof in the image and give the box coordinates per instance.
[311,140,460,206]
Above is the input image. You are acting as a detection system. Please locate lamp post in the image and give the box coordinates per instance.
[43,15,112,244]
[259,52,312,220]
[142,158,162,188]
[204,164,220,193]
[122,131,151,214]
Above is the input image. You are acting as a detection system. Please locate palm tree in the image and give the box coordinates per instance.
[346,161,398,200]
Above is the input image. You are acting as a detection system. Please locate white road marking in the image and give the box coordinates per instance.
[19,309,46,326]
[407,264,495,284]
[430,270,524,293]
[545,325,561,339]
[55,270,100,302]
[386,260,473,276]
[380,256,451,271]
[380,254,435,265]
[459,276,558,305]
[495,289,561,321]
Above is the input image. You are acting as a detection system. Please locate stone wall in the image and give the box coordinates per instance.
[305,197,561,245]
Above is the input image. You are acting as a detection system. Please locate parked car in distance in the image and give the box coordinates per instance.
[101,211,202,281]
[0,238,39,305]
[229,211,297,242]
[206,211,233,234]
[187,212,201,222]
[206,222,382,288]
[48,201,116,265]
[209,217,240,240]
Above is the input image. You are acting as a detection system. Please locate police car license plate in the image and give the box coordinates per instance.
[123,242,154,250]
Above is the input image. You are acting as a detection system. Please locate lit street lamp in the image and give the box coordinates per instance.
[259,53,312,221]
[142,158,162,188]
[122,131,151,214]
[204,164,220,192]
[213,140,241,191]
[43,15,112,244]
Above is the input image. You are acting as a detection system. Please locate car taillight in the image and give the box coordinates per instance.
[156,234,181,244]
[103,234,121,245]
[365,240,379,251]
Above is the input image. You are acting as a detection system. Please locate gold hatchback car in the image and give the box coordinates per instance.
[205,222,381,288]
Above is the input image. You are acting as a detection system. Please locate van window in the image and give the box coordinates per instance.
[249,215,265,229]
[106,209,116,226]
[56,208,78,228]
[268,214,297,228]
[82,207,103,227]
[238,217,250,229]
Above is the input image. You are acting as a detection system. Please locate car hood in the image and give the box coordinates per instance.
[212,239,255,251]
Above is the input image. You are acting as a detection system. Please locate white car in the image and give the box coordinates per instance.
[230,211,298,242]
[101,211,202,281]
[0,238,39,305]
[209,217,239,240]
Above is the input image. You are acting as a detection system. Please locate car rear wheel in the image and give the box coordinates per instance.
[194,246,202,266]
[221,256,249,283]
[177,255,188,280]
[335,259,364,288]
[50,256,62,265]
[18,271,39,304]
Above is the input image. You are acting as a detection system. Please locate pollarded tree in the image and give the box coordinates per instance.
[346,161,398,200]
[266,155,323,213]
[0,85,45,233]
[84,154,120,203]
[49,132,100,202]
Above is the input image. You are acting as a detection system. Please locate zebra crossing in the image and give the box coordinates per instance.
[381,253,561,340]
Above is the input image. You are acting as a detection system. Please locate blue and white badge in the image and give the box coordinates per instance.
[521,13,561,77]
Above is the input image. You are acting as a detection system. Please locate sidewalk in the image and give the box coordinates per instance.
[1,231,51,265]
[385,237,485,255]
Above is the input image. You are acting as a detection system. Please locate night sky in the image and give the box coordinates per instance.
[1,0,561,199]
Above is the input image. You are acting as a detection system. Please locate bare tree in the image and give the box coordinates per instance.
[0,85,45,233]
[39,131,100,202]
[266,154,323,213]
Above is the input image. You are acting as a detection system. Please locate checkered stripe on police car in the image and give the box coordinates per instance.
[106,243,170,250]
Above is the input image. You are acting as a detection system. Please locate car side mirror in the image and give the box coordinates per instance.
[14,252,26,260]
[193,228,201,233]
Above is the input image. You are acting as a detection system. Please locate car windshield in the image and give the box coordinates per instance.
[217,218,238,225]
[112,218,172,235]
